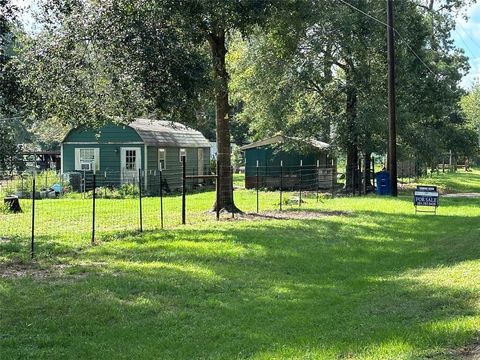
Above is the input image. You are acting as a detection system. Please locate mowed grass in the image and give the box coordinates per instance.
[409,168,480,193]
[1,172,480,359]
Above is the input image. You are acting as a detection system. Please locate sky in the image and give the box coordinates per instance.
[10,0,480,90]
[453,3,480,89]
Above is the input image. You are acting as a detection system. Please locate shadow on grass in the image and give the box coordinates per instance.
[1,208,479,358]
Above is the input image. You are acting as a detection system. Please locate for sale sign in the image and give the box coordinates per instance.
[414,185,439,213]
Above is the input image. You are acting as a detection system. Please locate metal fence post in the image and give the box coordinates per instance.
[215,160,220,220]
[256,160,259,213]
[138,168,143,232]
[92,173,96,244]
[181,156,186,225]
[351,164,354,196]
[363,155,368,195]
[231,166,234,219]
[82,170,86,199]
[31,174,36,259]
[279,161,283,211]
[316,159,320,202]
[358,157,362,196]
[372,156,376,190]
[104,171,107,198]
[264,162,267,188]
[299,160,303,207]
[159,169,164,229]
[150,170,154,194]
[331,158,336,199]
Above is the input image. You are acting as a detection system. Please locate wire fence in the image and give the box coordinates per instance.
[1,160,386,259]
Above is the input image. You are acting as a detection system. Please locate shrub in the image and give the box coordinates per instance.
[118,183,139,197]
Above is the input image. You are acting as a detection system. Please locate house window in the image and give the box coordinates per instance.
[125,150,137,170]
[158,149,166,170]
[179,148,186,162]
[76,148,99,171]
[80,148,95,163]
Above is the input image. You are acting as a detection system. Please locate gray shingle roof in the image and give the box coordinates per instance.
[240,135,330,151]
[130,118,210,148]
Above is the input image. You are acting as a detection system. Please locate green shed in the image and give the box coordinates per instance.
[240,135,335,190]
[61,119,211,191]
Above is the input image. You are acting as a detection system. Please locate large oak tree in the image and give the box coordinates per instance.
[229,0,473,186]
[23,0,298,211]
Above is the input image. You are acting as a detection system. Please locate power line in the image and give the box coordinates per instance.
[454,28,476,57]
[336,0,436,76]
[337,0,388,27]
[456,21,480,52]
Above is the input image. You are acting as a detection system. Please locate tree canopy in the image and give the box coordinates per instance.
[228,0,476,179]
[0,0,25,172]
[4,0,478,182]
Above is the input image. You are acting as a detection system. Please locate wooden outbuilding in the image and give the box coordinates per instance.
[61,119,211,191]
[240,135,336,190]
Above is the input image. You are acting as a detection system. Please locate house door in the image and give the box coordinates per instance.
[197,148,204,176]
[121,147,141,184]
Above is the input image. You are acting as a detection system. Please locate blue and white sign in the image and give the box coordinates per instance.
[414,186,439,214]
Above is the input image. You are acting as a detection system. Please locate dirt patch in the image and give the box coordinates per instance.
[222,210,350,221]
[442,193,480,199]
[0,262,74,279]
[455,340,480,359]
[438,338,480,359]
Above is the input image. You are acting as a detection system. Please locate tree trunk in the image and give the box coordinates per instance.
[364,152,372,191]
[208,29,239,212]
[344,70,358,194]
[4,195,22,213]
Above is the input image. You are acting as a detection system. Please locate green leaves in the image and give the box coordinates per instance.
[21,0,211,128]
[229,0,475,164]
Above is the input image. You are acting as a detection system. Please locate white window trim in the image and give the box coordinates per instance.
[75,147,100,171]
[158,148,166,170]
[120,147,142,184]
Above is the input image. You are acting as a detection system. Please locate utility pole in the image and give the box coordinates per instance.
[387,0,398,196]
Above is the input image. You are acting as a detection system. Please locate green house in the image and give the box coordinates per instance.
[240,135,335,190]
[61,119,211,191]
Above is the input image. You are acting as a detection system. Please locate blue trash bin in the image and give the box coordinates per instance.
[375,171,391,195]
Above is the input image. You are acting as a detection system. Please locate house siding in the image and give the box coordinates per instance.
[144,146,211,192]
[62,123,211,192]
[63,125,145,186]
[244,146,332,190]
[64,124,143,143]
[63,143,145,183]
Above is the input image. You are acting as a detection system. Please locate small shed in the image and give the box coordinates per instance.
[240,135,335,190]
[61,119,211,191]
[21,151,61,171]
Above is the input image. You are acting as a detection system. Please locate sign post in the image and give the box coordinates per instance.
[414,185,439,214]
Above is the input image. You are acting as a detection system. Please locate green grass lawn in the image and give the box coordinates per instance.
[233,172,246,188]
[1,171,479,359]
[403,168,480,194]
